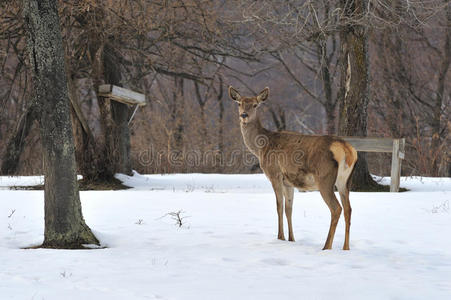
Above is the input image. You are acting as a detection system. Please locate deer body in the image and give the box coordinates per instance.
[229,86,358,250]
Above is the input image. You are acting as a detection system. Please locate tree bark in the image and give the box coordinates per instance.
[338,0,381,190]
[325,104,336,134]
[87,40,132,180]
[217,88,224,155]
[319,40,337,134]
[93,43,132,179]
[194,81,208,158]
[22,0,98,248]
[104,44,132,176]
[216,78,224,172]
[170,77,185,152]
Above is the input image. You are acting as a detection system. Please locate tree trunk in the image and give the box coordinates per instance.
[65,57,100,182]
[1,103,36,175]
[194,80,208,161]
[166,77,185,173]
[171,78,185,151]
[216,77,224,172]
[319,40,336,134]
[23,0,98,248]
[111,101,132,174]
[325,104,336,135]
[89,42,132,180]
[218,94,224,154]
[199,104,207,154]
[338,0,381,191]
[104,44,132,176]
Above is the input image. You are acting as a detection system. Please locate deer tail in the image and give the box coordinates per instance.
[330,141,358,168]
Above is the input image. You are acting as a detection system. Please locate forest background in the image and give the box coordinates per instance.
[1,0,449,180]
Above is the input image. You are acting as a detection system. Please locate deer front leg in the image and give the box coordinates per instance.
[271,180,285,240]
[283,185,295,242]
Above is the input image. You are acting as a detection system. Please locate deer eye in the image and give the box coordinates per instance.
[253,104,257,108]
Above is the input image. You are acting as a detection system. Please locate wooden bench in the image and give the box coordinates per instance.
[341,137,406,192]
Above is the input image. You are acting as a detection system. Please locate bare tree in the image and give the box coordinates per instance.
[22,0,98,248]
[335,0,381,190]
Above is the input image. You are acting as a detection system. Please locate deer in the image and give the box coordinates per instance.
[228,86,358,250]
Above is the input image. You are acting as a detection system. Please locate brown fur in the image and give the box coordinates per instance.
[229,86,358,249]
[330,141,358,168]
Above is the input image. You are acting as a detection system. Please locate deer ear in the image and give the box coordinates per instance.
[257,87,269,103]
[228,86,241,102]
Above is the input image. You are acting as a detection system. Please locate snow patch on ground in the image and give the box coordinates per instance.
[0,175,82,189]
[372,175,451,192]
[0,175,44,188]
[1,173,450,299]
[115,171,273,192]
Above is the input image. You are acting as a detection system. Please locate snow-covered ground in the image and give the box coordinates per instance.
[1,173,450,299]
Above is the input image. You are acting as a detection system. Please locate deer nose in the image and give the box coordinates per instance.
[240,112,248,119]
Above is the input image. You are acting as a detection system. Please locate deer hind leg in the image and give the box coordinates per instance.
[337,182,351,250]
[270,179,285,240]
[283,185,295,242]
[319,179,342,250]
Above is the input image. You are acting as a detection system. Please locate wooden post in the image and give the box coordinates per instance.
[390,138,405,192]
[128,104,140,125]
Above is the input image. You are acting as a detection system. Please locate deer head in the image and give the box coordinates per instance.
[228,86,269,125]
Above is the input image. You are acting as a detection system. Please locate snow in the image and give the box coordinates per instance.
[372,175,451,192]
[0,175,44,188]
[1,173,450,299]
[0,175,82,189]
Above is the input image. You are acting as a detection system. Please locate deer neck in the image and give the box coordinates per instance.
[240,116,269,155]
